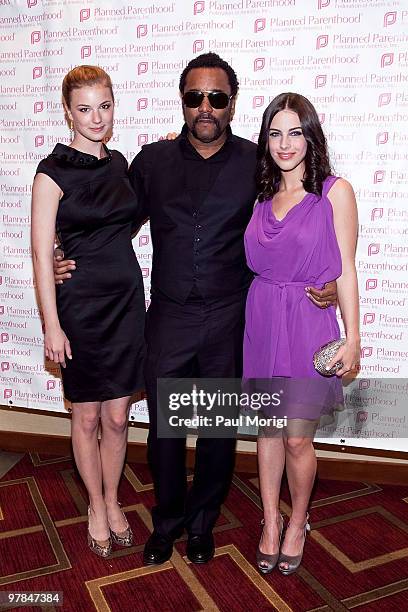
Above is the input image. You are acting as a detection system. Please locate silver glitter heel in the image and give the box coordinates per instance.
[87,507,112,558]
[108,502,133,547]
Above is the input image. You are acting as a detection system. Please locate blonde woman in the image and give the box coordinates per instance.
[32,66,145,557]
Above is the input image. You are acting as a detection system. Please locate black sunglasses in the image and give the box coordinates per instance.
[182,90,234,109]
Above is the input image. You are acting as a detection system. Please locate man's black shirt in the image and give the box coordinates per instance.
[180,124,234,210]
[128,125,257,304]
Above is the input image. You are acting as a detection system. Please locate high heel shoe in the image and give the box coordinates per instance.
[87,506,112,558]
[108,502,133,547]
[278,513,310,575]
[256,513,284,574]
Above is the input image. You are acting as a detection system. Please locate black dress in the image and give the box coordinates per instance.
[36,143,145,403]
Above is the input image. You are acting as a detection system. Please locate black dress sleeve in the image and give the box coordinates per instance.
[128,148,150,232]
[113,150,130,171]
[35,157,64,191]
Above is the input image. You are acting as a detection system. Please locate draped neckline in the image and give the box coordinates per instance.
[268,191,314,224]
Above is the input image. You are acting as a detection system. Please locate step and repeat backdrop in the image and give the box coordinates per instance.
[0,0,407,451]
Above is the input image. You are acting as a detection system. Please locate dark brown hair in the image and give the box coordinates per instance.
[62,65,114,107]
[256,92,332,201]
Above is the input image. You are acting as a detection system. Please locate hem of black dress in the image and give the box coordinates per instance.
[65,384,145,404]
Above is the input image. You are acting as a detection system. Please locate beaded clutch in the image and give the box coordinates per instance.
[313,339,346,376]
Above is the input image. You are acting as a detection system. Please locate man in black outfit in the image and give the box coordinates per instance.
[128,54,256,565]
[55,53,336,565]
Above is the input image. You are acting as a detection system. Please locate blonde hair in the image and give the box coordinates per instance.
[62,65,114,107]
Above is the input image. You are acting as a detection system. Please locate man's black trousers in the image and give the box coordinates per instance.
[144,290,246,539]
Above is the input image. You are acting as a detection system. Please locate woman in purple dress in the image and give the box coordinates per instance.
[243,93,360,575]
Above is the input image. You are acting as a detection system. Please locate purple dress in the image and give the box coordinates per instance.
[243,176,343,420]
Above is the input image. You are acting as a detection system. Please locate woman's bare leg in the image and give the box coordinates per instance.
[100,396,131,532]
[279,419,317,568]
[257,428,286,556]
[71,401,109,540]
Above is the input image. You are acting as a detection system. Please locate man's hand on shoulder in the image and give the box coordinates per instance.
[54,248,76,285]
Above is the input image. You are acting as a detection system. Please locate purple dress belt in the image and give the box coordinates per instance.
[253,277,313,375]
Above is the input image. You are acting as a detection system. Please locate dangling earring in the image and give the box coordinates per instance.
[68,119,74,140]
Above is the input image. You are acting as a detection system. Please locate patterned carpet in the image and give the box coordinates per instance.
[0,452,408,611]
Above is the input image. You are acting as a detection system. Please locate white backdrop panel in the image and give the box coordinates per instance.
[0,0,407,450]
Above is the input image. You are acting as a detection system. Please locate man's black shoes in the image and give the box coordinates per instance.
[143,532,173,565]
[186,533,215,564]
[144,531,215,565]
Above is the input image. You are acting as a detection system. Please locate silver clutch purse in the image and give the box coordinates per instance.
[313,339,346,376]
